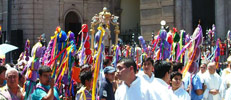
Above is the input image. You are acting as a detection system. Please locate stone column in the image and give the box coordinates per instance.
[59,0,64,28]
[83,0,88,24]
[227,0,231,29]
[215,0,225,40]
[0,0,3,24]
[175,0,183,29]
[224,0,229,32]
[184,0,192,34]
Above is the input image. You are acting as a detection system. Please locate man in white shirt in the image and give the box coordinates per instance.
[151,60,177,100]
[220,69,231,99]
[137,57,155,83]
[221,56,231,80]
[224,87,231,100]
[203,62,222,100]
[115,57,158,100]
[170,71,190,100]
[220,56,231,98]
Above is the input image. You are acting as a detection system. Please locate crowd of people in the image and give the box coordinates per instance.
[0,54,231,100]
[0,22,231,100]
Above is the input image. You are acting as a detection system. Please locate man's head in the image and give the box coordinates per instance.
[116,57,137,81]
[172,61,183,72]
[80,64,91,72]
[200,63,207,74]
[0,66,7,81]
[6,68,18,89]
[154,60,172,84]
[103,59,111,68]
[170,71,182,90]
[208,62,216,74]
[142,57,154,76]
[80,71,93,90]
[104,66,116,82]
[38,66,52,86]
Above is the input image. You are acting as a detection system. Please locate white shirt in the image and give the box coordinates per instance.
[182,71,190,90]
[182,72,190,83]
[220,67,231,98]
[224,87,231,100]
[150,78,178,100]
[115,77,157,100]
[203,71,222,100]
[221,68,231,80]
[220,72,231,98]
[197,70,206,83]
[173,87,190,100]
[137,71,155,83]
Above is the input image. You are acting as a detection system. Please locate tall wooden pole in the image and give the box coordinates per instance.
[114,24,120,45]
[90,23,95,51]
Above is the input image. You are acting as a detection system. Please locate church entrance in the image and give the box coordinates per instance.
[192,0,215,36]
[65,11,82,46]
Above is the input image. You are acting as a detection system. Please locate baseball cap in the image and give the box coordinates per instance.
[104,66,116,74]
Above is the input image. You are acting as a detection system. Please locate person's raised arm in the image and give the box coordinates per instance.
[42,78,54,100]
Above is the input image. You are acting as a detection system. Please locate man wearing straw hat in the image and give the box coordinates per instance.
[221,56,231,80]
[220,56,231,98]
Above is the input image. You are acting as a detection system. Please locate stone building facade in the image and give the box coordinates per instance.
[0,0,126,61]
[1,0,231,48]
[0,0,124,46]
[140,0,231,41]
[140,0,174,40]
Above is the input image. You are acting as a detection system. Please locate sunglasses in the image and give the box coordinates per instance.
[200,67,206,69]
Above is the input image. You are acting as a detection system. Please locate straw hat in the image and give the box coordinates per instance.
[0,54,5,59]
[227,56,231,64]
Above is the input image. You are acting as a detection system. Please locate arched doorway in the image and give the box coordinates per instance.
[65,11,82,46]
[120,0,140,44]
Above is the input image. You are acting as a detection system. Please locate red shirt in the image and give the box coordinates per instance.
[220,43,226,55]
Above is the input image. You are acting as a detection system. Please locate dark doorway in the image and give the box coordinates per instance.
[65,11,82,46]
[0,30,23,63]
[192,0,215,35]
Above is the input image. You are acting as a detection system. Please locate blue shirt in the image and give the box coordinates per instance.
[184,74,203,100]
[99,78,115,100]
[31,83,60,100]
